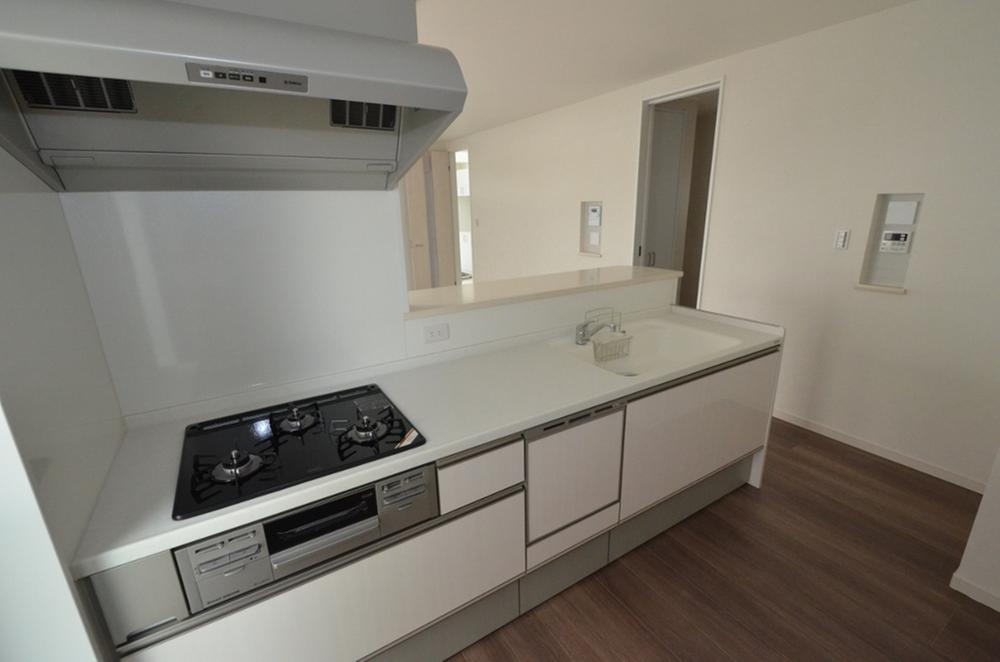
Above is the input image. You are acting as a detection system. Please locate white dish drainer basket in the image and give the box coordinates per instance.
[592,330,632,362]
[584,308,632,362]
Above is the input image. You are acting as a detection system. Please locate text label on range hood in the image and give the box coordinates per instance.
[183,63,308,94]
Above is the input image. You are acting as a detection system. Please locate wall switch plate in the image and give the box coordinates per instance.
[423,322,450,343]
[835,230,851,250]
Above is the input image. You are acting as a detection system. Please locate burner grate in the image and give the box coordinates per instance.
[172,384,425,519]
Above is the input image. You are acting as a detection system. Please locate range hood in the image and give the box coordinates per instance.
[0,0,466,191]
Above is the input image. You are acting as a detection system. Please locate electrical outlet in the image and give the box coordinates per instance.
[423,322,450,343]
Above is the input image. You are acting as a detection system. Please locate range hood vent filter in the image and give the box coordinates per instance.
[330,99,397,131]
[11,70,136,112]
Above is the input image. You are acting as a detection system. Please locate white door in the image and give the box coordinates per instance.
[403,152,458,289]
[428,150,457,287]
[640,100,698,270]
[403,160,432,289]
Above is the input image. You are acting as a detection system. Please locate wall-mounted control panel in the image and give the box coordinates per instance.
[580,201,603,256]
[879,231,911,254]
[859,193,923,291]
[185,62,308,93]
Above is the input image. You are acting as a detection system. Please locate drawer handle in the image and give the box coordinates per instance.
[228,531,255,544]
[194,541,224,555]
[383,485,426,505]
[124,616,179,642]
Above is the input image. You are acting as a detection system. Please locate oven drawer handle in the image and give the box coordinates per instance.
[273,501,371,539]
[269,515,380,580]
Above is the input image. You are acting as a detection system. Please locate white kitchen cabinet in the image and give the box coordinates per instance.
[527,409,623,542]
[437,437,524,514]
[620,352,780,520]
[126,493,525,662]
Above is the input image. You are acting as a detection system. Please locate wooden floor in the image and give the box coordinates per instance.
[450,419,1000,661]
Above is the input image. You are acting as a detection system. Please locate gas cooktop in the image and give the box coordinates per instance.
[172,384,425,520]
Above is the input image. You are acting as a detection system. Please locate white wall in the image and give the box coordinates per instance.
[61,191,411,416]
[60,189,682,421]
[0,149,119,660]
[0,149,125,557]
[446,0,1000,490]
[450,89,640,281]
[0,403,98,662]
[953,448,1000,610]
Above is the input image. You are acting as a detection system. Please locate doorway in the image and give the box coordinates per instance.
[634,85,720,308]
[402,150,459,290]
[401,149,476,291]
[453,150,474,281]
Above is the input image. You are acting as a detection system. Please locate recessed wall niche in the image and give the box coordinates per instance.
[858,193,924,293]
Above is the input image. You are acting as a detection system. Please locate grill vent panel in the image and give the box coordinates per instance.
[76,77,109,109]
[10,70,136,112]
[103,79,135,111]
[47,75,79,107]
[11,71,49,106]
[330,99,397,131]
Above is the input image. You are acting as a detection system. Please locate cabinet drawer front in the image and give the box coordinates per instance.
[126,494,526,662]
[527,410,623,541]
[621,353,779,519]
[438,439,524,514]
[527,502,619,569]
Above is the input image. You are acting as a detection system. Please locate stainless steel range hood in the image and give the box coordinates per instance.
[0,0,466,191]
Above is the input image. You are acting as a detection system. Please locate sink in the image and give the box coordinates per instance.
[549,317,742,377]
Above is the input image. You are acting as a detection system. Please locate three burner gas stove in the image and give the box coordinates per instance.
[172,384,425,520]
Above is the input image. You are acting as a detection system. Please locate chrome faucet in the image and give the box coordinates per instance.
[575,308,621,345]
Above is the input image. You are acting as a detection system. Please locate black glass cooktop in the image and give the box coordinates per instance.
[172,384,425,520]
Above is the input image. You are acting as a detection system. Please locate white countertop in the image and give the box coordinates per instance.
[72,308,781,577]
[406,266,682,319]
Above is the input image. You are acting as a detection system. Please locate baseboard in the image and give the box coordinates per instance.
[773,410,985,494]
[950,573,1000,613]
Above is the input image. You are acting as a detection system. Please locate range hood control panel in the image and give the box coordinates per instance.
[185,62,308,93]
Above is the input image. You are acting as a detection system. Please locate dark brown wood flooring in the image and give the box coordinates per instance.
[450,419,1000,661]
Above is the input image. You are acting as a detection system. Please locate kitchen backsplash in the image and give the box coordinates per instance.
[61,190,677,418]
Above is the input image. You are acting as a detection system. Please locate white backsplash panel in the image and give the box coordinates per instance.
[403,279,677,357]
[61,191,410,415]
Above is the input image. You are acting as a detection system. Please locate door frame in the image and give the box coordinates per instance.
[449,150,462,283]
[633,78,725,310]
[449,148,474,283]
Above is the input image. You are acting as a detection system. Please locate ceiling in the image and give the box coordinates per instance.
[416,0,911,140]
